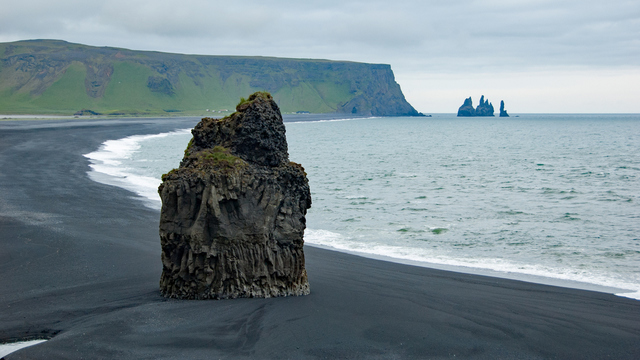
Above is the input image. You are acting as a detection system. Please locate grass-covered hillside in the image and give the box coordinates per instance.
[0,40,420,116]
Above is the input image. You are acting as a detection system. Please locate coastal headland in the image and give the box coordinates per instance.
[0,118,639,359]
[0,40,420,117]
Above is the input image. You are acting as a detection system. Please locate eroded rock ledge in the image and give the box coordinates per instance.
[158,92,311,299]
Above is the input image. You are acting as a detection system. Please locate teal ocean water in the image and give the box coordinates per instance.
[85,114,640,299]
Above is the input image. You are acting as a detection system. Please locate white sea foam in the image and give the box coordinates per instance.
[287,116,378,124]
[616,291,640,300]
[82,115,640,301]
[0,340,47,357]
[304,228,640,299]
[84,129,191,209]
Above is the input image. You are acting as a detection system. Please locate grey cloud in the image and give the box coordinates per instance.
[1,0,638,72]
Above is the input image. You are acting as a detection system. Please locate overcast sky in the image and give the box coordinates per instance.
[2,0,639,113]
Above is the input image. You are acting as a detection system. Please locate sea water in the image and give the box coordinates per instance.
[84,114,640,299]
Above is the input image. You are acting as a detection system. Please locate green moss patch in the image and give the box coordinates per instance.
[193,146,246,170]
[235,91,273,112]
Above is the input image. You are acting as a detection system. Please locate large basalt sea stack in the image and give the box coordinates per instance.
[158,92,311,299]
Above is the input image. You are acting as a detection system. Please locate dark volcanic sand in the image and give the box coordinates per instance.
[0,118,639,359]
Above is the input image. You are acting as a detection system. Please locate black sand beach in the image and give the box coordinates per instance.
[1,118,639,359]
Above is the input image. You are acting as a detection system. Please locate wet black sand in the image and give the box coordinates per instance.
[1,118,639,359]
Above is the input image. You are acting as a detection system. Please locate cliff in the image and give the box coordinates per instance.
[158,92,311,299]
[0,39,420,116]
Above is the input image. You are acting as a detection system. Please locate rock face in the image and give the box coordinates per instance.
[499,100,509,117]
[457,97,476,116]
[475,95,494,116]
[334,64,424,116]
[457,95,495,117]
[158,92,311,299]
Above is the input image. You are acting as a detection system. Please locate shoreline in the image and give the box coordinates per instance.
[0,112,371,122]
[1,117,639,359]
[82,117,639,300]
[305,243,636,297]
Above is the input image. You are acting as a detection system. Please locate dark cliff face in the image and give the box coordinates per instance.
[335,64,422,117]
[158,92,311,299]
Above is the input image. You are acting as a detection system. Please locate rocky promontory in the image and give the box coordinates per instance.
[457,95,496,117]
[158,91,311,299]
[0,39,422,116]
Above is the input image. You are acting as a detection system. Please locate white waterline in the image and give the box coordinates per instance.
[306,243,639,300]
[0,340,47,357]
[83,127,640,302]
[287,116,378,124]
[84,128,190,210]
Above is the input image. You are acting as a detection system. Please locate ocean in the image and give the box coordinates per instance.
[84,114,640,299]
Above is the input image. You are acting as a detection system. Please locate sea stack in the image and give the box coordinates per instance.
[457,95,495,117]
[500,100,509,117]
[475,95,494,116]
[457,97,476,117]
[158,92,311,299]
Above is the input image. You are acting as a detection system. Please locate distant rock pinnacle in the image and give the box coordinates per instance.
[457,97,476,117]
[457,95,495,117]
[500,100,509,117]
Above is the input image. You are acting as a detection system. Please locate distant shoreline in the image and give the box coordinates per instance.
[3,112,639,121]
[0,112,374,123]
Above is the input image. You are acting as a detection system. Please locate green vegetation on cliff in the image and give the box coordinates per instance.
[0,40,420,116]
